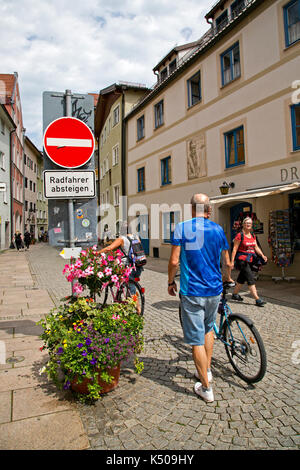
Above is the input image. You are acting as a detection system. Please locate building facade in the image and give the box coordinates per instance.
[0,104,15,250]
[36,148,48,240]
[0,72,25,237]
[95,83,149,241]
[125,0,300,278]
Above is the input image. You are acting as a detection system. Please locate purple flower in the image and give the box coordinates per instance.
[63,380,71,390]
[105,338,110,343]
[77,343,83,348]
[85,338,92,346]
[81,350,87,357]
[90,358,97,365]
[57,347,64,355]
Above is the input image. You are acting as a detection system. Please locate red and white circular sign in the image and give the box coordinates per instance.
[43,117,95,168]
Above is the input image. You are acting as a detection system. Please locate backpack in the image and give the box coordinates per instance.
[234,231,266,271]
[126,234,147,267]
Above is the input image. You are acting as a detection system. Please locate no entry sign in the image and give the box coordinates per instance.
[43,117,95,168]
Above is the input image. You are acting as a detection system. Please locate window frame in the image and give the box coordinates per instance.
[113,184,120,207]
[283,0,300,47]
[112,143,119,166]
[161,155,171,186]
[224,125,245,168]
[137,167,145,192]
[220,41,241,87]
[154,100,164,129]
[113,105,120,126]
[162,211,180,244]
[137,115,145,141]
[187,70,201,108]
[291,103,300,151]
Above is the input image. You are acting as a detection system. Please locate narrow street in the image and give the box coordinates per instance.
[0,243,299,450]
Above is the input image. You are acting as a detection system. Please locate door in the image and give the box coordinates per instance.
[137,214,149,255]
[230,202,252,243]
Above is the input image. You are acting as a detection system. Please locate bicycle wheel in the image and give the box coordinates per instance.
[222,314,267,383]
[117,281,145,315]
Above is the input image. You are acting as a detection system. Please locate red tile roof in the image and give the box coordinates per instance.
[0,74,16,103]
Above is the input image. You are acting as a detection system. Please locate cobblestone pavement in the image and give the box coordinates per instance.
[26,244,300,450]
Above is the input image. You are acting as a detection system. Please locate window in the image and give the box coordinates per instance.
[216,10,228,32]
[137,167,145,192]
[231,0,245,18]
[169,59,177,74]
[284,0,300,47]
[0,118,4,134]
[0,151,5,170]
[113,105,120,126]
[137,115,145,140]
[113,185,120,206]
[154,100,164,128]
[161,156,171,185]
[25,177,28,188]
[291,104,300,150]
[112,144,119,166]
[221,42,241,86]
[224,126,245,168]
[106,189,110,206]
[187,71,201,107]
[163,211,180,243]
[160,67,168,82]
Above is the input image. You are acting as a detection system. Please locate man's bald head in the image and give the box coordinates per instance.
[191,193,211,217]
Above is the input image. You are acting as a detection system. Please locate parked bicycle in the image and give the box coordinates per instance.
[179,281,267,384]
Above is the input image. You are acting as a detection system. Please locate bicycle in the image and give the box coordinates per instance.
[179,281,267,384]
[94,272,145,316]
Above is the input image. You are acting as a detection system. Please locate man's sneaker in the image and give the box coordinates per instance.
[232,293,243,301]
[194,369,213,382]
[256,298,266,307]
[194,382,214,402]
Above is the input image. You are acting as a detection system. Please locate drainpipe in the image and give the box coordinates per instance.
[121,92,126,223]
[9,129,16,241]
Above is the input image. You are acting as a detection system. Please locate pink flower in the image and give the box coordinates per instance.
[112,314,120,320]
[104,267,112,276]
[108,255,114,261]
[73,282,83,293]
[97,271,104,279]
[74,260,83,268]
[111,274,119,283]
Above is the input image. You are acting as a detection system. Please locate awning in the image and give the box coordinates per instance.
[210,182,300,204]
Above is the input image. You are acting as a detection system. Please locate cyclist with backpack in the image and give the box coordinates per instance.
[230,217,267,307]
[98,222,146,313]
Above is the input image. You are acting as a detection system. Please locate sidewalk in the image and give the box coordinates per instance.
[0,248,89,450]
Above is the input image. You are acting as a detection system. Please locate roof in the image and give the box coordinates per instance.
[152,40,203,72]
[0,73,17,104]
[205,0,227,20]
[94,82,149,136]
[125,0,263,121]
[88,93,99,108]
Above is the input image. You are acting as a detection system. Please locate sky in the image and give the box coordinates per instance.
[0,0,213,148]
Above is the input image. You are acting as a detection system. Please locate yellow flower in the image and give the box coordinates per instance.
[63,343,67,348]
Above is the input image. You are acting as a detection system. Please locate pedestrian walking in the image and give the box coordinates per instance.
[230,217,268,307]
[14,232,23,251]
[168,193,231,403]
[24,231,31,250]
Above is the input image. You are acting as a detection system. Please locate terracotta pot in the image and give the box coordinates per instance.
[70,364,121,395]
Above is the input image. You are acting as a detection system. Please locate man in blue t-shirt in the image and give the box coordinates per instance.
[168,193,230,403]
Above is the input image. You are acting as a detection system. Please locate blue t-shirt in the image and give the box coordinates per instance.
[172,217,229,297]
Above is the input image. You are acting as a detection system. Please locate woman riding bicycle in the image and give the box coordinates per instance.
[98,222,144,313]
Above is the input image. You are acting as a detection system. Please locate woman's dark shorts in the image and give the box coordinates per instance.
[236,260,255,286]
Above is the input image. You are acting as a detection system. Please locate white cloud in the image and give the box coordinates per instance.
[0,0,211,148]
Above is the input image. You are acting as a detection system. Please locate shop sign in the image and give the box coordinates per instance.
[280,166,299,182]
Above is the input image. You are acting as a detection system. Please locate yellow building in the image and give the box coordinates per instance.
[125,0,300,279]
[95,82,149,241]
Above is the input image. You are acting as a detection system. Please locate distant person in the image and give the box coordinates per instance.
[24,231,31,250]
[168,193,231,403]
[14,232,23,251]
[230,217,267,307]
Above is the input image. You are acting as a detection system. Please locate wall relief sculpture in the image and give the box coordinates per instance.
[187,133,207,180]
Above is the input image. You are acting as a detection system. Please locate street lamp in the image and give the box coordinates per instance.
[219,181,235,195]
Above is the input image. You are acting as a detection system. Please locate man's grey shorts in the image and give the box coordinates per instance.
[180,294,221,346]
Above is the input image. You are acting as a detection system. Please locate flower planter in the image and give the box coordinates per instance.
[70,364,121,395]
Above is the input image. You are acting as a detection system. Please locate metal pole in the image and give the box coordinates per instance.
[65,90,75,296]
[65,90,75,249]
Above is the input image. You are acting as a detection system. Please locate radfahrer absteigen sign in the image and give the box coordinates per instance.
[43,90,98,247]
[43,170,95,199]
